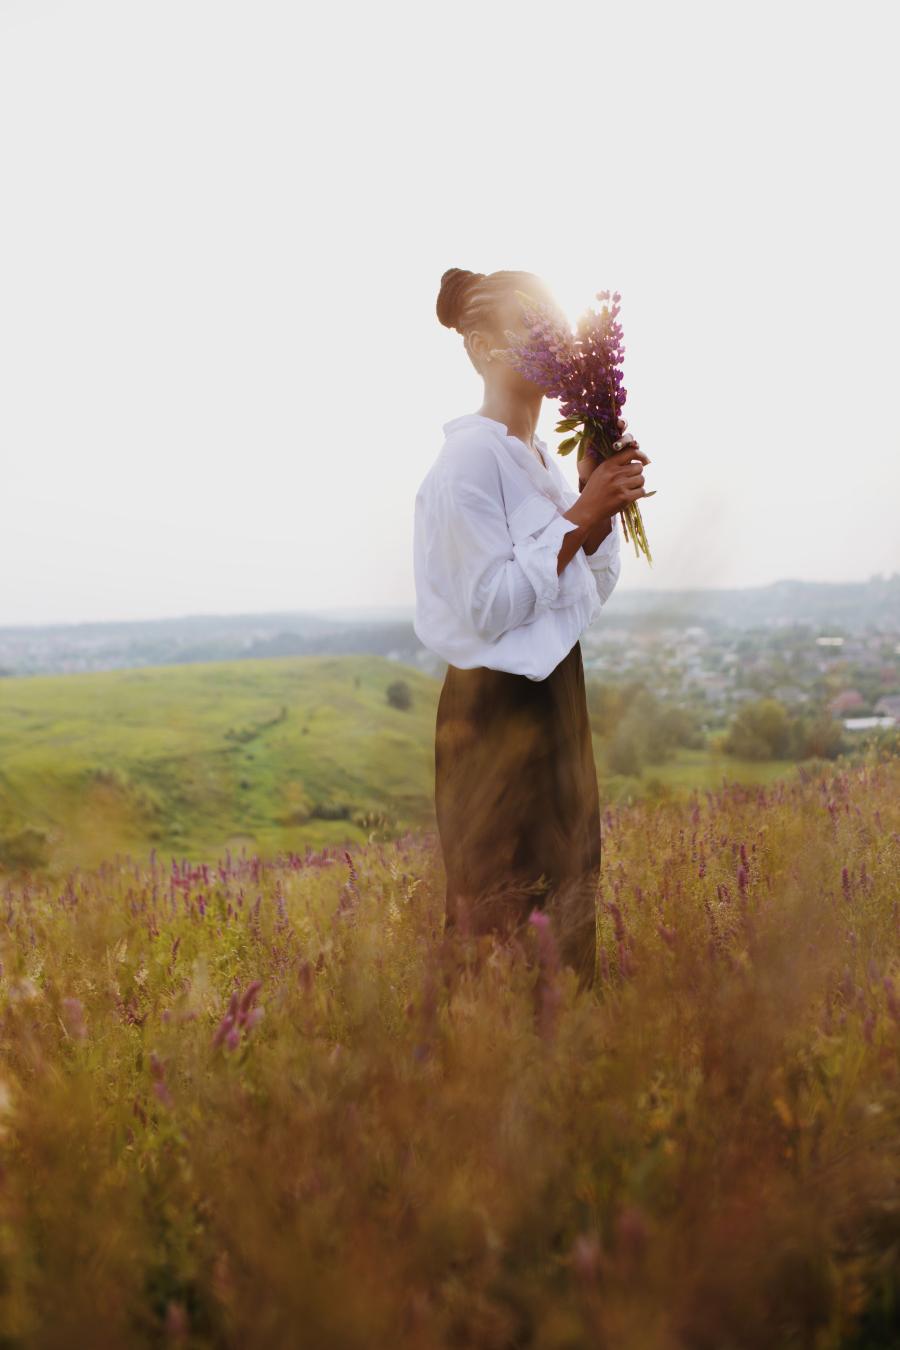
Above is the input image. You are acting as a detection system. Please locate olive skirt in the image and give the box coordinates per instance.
[434,639,601,989]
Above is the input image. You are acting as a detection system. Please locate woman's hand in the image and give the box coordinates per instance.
[577,419,640,488]
[575,445,651,524]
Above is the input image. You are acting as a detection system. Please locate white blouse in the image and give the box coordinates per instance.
[413,412,622,681]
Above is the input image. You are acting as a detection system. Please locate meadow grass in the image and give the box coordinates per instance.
[1,654,801,873]
[1,755,898,1347]
[0,655,439,869]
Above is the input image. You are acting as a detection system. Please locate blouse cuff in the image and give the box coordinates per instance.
[511,511,582,607]
[583,515,620,568]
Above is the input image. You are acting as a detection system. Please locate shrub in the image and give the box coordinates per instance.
[386,679,412,711]
[724,697,792,759]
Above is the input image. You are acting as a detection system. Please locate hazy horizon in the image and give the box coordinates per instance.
[2,1,897,627]
[3,574,899,636]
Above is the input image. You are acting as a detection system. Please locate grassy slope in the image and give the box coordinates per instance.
[1,654,800,873]
[0,655,439,871]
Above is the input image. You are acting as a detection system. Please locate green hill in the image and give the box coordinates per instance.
[0,655,439,872]
[0,653,809,875]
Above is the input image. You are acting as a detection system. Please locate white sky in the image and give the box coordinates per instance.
[1,0,897,626]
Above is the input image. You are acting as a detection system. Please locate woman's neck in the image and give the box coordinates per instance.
[477,390,543,448]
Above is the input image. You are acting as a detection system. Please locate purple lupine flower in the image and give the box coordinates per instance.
[883,976,900,1024]
[212,979,265,1052]
[607,900,626,943]
[528,909,562,1042]
[149,1051,174,1109]
[492,288,652,563]
[657,923,677,949]
[617,939,635,979]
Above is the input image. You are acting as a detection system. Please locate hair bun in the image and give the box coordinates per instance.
[436,267,484,331]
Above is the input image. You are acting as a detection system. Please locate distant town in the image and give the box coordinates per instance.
[580,621,900,736]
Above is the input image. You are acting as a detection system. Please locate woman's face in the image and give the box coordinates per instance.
[479,278,567,386]
[469,274,566,380]
[492,278,564,348]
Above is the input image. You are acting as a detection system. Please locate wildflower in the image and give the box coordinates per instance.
[0,1076,15,1140]
[164,1300,188,1340]
[618,939,635,979]
[492,288,652,562]
[607,900,626,943]
[883,977,900,1024]
[211,980,265,1052]
[528,909,562,1042]
[149,1051,174,1109]
[61,997,88,1041]
[658,923,677,949]
[570,1232,602,1282]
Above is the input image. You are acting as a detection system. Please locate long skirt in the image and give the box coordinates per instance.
[434,639,602,989]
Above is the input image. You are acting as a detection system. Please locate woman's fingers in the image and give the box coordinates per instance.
[610,445,650,466]
[618,465,645,487]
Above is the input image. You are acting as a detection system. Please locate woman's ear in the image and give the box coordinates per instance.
[467,328,492,369]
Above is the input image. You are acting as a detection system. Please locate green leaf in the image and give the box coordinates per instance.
[557,436,578,454]
[555,416,581,432]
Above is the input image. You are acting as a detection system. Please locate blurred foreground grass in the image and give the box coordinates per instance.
[1,756,899,1347]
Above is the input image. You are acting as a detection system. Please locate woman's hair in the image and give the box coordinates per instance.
[436,267,543,340]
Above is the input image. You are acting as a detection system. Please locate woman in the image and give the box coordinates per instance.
[413,268,651,990]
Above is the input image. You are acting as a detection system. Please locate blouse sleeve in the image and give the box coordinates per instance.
[582,513,622,607]
[429,463,585,645]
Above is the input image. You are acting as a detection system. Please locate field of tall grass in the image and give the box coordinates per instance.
[1,754,898,1348]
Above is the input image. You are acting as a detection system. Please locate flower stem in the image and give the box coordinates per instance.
[582,419,653,565]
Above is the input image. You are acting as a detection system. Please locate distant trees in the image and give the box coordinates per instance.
[0,826,48,871]
[386,679,412,711]
[586,680,853,776]
[723,698,792,760]
[587,681,703,778]
[724,698,846,761]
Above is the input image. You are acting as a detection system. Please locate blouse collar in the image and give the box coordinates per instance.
[442,412,551,472]
[442,412,573,513]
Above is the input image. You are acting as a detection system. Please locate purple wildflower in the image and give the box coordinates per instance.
[61,997,88,1041]
[528,909,562,1042]
[493,288,652,562]
[212,979,265,1052]
[149,1051,174,1109]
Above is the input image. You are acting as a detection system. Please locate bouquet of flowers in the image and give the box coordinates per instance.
[491,289,653,564]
